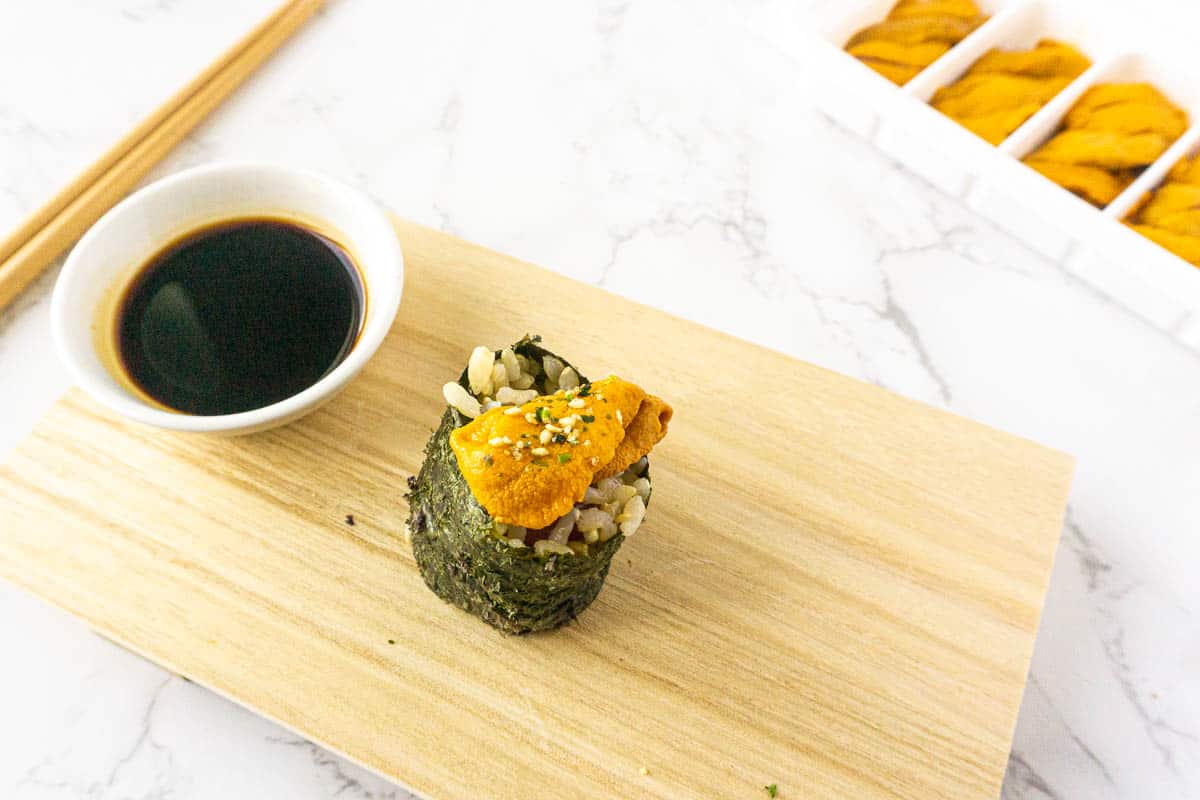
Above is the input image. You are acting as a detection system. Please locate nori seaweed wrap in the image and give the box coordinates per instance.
[406,336,669,634]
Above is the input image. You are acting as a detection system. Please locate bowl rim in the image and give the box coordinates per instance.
[50,162,404,434]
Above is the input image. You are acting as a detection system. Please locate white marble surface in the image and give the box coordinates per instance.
[1,1,1198,798]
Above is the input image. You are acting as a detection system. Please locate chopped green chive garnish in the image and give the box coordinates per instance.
[483,454,494,466]
[553,433,567,444]
[578,384,591,397]
[581,414,595,423]
[764,785,777,798]
[558,453,571,464]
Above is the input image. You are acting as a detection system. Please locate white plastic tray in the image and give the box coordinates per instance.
[760,0,1200,348]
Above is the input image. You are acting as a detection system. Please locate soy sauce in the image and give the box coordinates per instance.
[116,218,363,416]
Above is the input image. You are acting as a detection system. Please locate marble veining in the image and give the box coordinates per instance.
[1,1,1198,798]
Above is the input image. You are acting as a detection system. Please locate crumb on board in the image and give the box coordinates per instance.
[387,639,395,645]
[764,783,778,797]
[639,766,649,776]
[345,514,355,526]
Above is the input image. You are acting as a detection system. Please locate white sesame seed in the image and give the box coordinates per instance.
[589,456,600,466]
[531,447,549,457]
[616,409,624,424]
[488,436,512,447]
[558,415,577,427]
[568,398,586,409]
[539,430,552,444]
[504,406,524,416]
[568,435,579,444]
[524,413,538,424]
[583,439,591,446]
[544,424,562,433]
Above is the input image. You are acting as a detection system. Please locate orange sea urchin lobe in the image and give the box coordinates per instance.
[450,377,672,530]
[931,39,1091,145]
[1024,82,1189,207]
[1125,154,1200,266]
[844,0,987,86]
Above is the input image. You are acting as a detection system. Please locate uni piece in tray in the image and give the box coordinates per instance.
[1023,82,1189,207]
[844,0,987,86]
[1125,154,1200,266]
[406,336,672,634]
[930,39,1090,145]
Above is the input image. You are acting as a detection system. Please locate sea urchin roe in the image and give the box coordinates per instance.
[449,376,672,529]
[1124,154,1200,266]
[930,40,1090,145]
[843,0,987,86]
[1023,82,1189,207]
[593,394,672,481]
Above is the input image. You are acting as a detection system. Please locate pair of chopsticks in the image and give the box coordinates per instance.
[0,0,324,311]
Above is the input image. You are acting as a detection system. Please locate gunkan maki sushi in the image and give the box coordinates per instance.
[406,335,672,634]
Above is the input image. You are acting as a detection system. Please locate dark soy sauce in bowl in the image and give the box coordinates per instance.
[116,218,363,416]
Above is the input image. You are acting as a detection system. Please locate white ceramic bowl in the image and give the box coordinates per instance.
[51,163,404,435]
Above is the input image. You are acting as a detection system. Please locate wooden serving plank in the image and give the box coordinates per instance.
[0,219,1073,799]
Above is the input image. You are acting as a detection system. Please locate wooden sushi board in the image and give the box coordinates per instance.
[0,219,1073,800]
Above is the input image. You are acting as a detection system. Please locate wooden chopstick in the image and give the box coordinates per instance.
[0,0,324,311]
